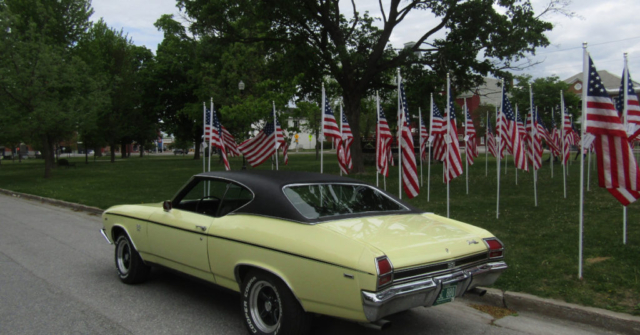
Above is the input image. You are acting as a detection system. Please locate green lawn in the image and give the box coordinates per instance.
[1,152,639,315]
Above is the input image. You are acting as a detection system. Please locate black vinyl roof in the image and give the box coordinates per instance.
[192,170,422,224]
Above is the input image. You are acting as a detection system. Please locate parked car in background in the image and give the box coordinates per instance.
[173,149,185,155]
[100,171,507,335]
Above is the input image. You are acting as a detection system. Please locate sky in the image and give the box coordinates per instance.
[91,0,640,83]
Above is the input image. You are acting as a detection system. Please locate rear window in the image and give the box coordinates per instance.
[283,184,408,219]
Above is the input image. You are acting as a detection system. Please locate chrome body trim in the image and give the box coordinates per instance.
[361,261,507,322]
[100,228,113,245]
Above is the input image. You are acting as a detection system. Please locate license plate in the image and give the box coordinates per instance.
[433,284,457,306]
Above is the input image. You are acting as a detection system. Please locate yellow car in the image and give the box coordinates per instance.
[100,171,507,334]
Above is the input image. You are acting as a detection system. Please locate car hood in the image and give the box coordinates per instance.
[318,213,492,269]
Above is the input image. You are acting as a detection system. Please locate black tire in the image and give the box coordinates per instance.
[114,234,150,284]
[241,271,311,335]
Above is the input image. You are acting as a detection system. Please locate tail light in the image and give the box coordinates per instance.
[483,238,504,259]
[375,256,394,289]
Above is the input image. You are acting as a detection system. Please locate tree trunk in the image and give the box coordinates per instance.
[139,145,144,157]
[85,148,88,164]
[120,142,127,158]
[42,136,54,178]
[344,92,365,173]
[315,129,320,160]
[110,143,116,163]
[193,137,201,160]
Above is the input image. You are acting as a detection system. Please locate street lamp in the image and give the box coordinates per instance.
[239,80,247,170]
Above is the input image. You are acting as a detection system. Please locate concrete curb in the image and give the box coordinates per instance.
[0,188,104,216]
[460,288,640,335]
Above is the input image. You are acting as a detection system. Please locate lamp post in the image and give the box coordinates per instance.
[239,80,247,170]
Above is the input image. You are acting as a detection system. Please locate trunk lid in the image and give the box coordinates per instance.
[319,213,491,269]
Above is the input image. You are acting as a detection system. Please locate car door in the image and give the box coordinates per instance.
[148,178,228,278]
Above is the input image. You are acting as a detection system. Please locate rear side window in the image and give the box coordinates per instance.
[283,184,407,219]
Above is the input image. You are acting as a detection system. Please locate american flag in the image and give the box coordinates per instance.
[487,119,498,158]
[516,107,527,142]
[502,92,528,171]
[322,96,341,141]
[432,102,447,162]
[617,66,640,135]
[211,108,230,171]
[238,108,284,167]
[398,82,419,198]
[376,106,392,177]
[204,107,212,142]
[420,114,429,162]
[338,110,353,174]
[282,141,288,165]
[586,56,640,205]
[551,114,562,155]
[464,107,478,165]
[537,113,561,157]
[444,95,463,183]
[562,108,572,166]
[221,126,240,157]
[526,92,543,171]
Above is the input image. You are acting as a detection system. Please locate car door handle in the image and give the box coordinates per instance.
[195,225,207,232]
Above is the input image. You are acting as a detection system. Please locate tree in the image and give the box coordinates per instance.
[152,15,203,161]
[178,0,558,173]
[0,0,97,177]
[76,20,152,162]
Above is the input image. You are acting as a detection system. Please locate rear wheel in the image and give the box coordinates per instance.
[241,271,311,335]
[114,234,150,284]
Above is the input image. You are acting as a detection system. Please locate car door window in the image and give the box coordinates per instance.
[176,179,228,216]
[218,182,253,217]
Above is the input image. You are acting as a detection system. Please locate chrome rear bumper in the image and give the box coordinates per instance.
[361,261,507,322]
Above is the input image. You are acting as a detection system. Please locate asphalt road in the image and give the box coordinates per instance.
[0,193,615,335]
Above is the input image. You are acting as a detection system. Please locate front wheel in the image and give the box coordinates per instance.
[114,234,150,284]
[241,271,311,335]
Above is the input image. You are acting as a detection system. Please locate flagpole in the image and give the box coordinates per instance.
[465,100,469,194]
[515,105,519,185]
[209,99,213,173]
[623,52,629,245]
[530,86,538,207]
[578,43,588,279]
[203,102,206,174]
[398,69,403,199]
[339,103,343,176]
[321,84,325,174]
[561,91,567,198]
[446,73,451,218]
[420,107,423,186]
[428,94,434,202]
[587,147,591,191]
[485,110,489,177]
[551,107,554,178]
[376,91,380,187]
[273,101,279,171]
[496,92,502,219]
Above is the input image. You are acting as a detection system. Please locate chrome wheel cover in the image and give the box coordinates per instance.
[116,239,131,275]
[249,280,281,333]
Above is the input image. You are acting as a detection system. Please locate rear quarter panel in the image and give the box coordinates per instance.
[206,214,381,322]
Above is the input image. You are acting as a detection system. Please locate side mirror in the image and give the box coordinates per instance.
[163,200,172,212]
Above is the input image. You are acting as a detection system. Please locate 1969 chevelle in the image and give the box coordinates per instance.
[100,171,507,334]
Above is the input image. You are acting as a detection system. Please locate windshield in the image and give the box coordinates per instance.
[283,184,408,219]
